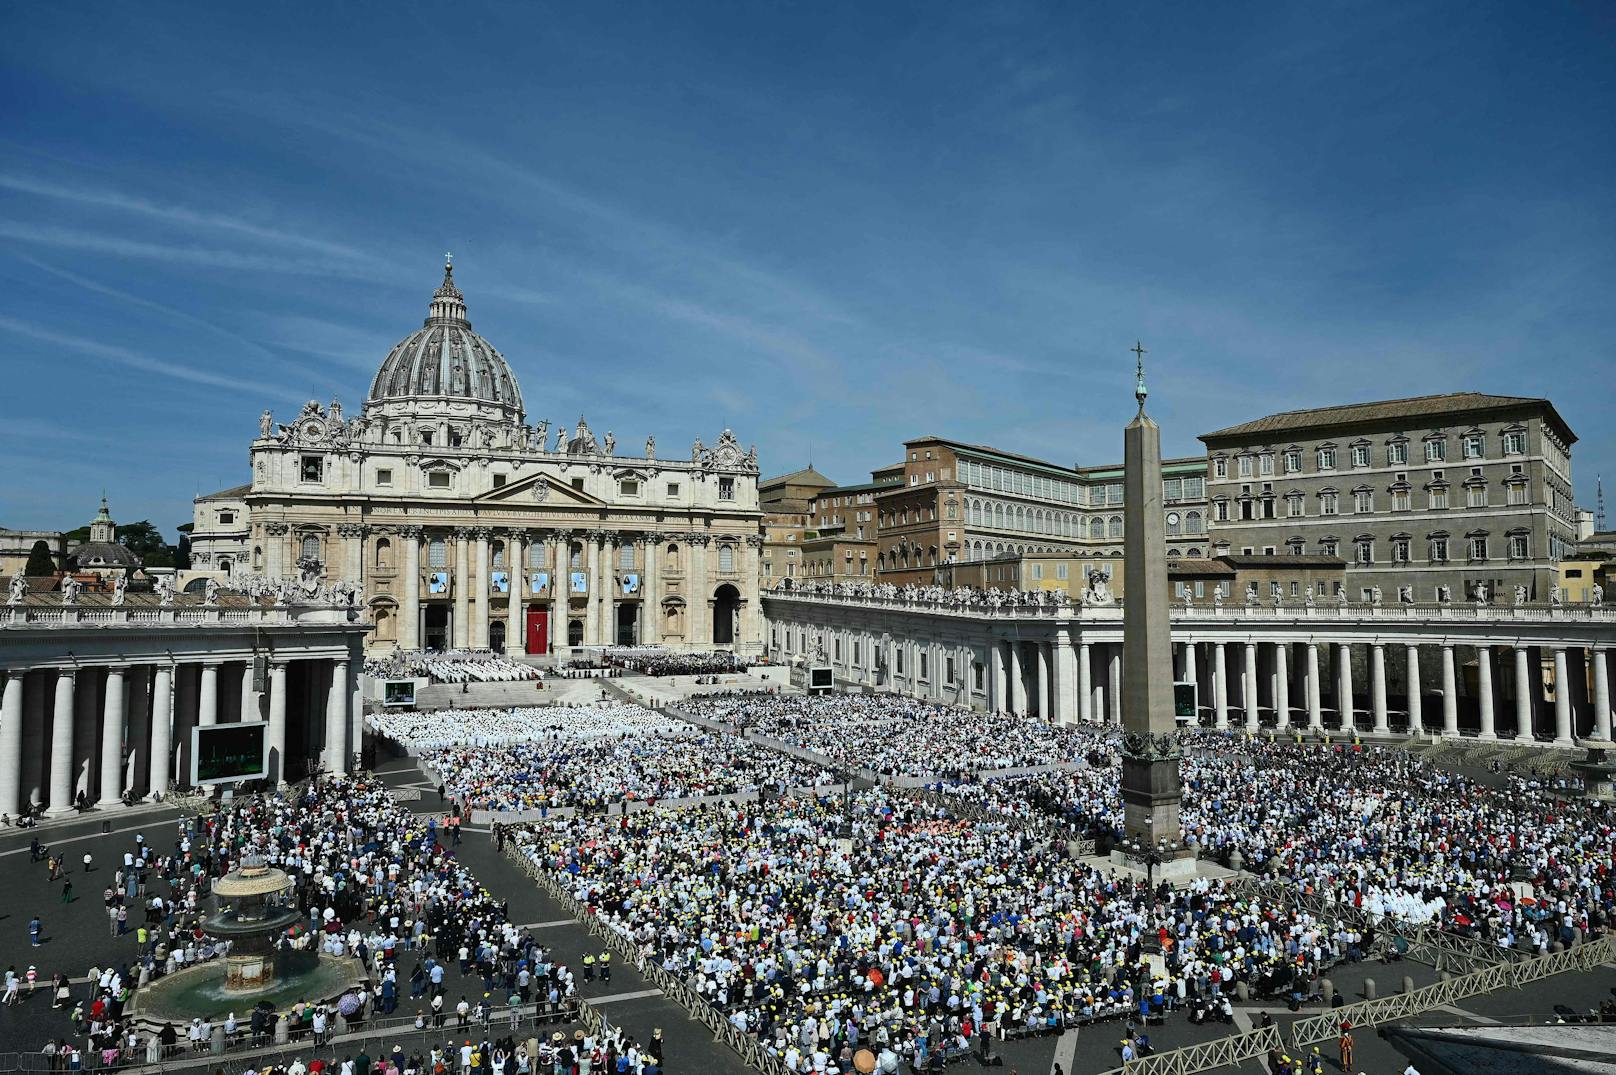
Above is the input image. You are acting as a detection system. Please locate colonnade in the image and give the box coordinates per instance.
[0,655,358,817]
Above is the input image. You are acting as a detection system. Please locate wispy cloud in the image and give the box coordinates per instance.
[0,221,357,275]
[0,315,304,396]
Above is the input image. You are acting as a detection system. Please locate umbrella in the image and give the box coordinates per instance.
[337,992,362,1016]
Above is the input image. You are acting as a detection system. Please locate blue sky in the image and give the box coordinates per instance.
[2,2,1612,534]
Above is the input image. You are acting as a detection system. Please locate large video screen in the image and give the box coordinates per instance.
[809,667,834,689]
[192,722,269,785]
[383,680,417,707]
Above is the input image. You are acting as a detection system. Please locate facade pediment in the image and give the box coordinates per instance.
[475,471,609,507]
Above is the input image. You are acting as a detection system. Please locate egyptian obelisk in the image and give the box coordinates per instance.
[1120,342,1185,848]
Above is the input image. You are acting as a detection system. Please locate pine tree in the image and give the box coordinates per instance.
[23,539,56,577]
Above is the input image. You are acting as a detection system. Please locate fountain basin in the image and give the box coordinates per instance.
[127,951,367,1026]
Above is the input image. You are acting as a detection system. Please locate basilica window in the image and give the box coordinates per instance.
[718,477,735,501]
[252,546,263,570]
[570,544,584,571]
[375,538,391,570]
[428,471,451,489]
[492,542,506,569]
[666,482,680,497]
[428,539,447,568]
[619,479,639,496]
[665,543,680,572]
[718,544,736,572]
[618,544,635,570]
[376,468,393,487]
[300,456,323,482]
[300,535,322,561]
[527,544,545,568]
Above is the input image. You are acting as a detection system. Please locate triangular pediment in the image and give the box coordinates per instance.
[475,471,608,506]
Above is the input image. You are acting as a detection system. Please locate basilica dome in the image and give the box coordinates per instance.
[367,261,524,421]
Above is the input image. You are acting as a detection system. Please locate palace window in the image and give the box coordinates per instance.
[1318,447,1337,469]
[1504,430,1526,455]
[1351,444,1370,468]
[1284,449,1301,473]
[1387,441,1408,465]
[1238,455,1254,478]
[1425,438,1446,462]
[1355,539,1374,564]
[1392,488,1411,511]
[1320,491,1339,515]
[1319,538,1339,557]
[1259,453,1274,476]
[1166,512,1181,536]
[1462,433,1484,459]
[1392,537,1411,563]
[1185,510,1203,534]
[1213,457,1228,478]
[1466,483,1488,508]
[1508,533,1530,559]
[1429,537,1448,563]
[1469,535,1489,561]
[1507,481,1529,506]
[1428,487,1448,510]
[1353,490,1373,513]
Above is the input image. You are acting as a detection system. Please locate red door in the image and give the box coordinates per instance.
[525,609,549,654]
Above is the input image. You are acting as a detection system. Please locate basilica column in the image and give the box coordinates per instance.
[1078,641,1093,723]
[506,529,526,656]
[325,659,348,774]
[1306,643,1323,730]
[340,524,366,583]
[452,527,471,649]
[267,660,288,784]
[1337,643,1355,732]
[551,530,571,653]
[641,533,661,646]
[198,662,220,727]
[1513,646,1533,739]
[265,523,288,578]
[1213,642,1229,729]
[97,668,125,807]
[399,527,422,650]
[1107,645,1123,725]
[1406,645,1423,734]
[741,537,763,650]
[1371,643,1389,734]
[1441,644,1459,737]
[47,670,75,816]
[584,533,603,647]
[0,672,25,817]
[1476,645,1497,739]
[1273,642,1291,729]
[472,527,492,649]
[1552,647,1573,745]
[689,535,712,646]
[601,532,619,647]
[1243,642,1259,731]
[1592,647,1612,742]
[148,665,173,799]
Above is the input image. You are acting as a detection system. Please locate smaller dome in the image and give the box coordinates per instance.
[367,260,524,420]
[66,542,140,571]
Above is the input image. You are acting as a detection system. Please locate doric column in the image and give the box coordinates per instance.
[125,667,149,797]
[267,660,288,784]
[1371,644,1389,734]
[584,532,603,647]
[452,527,471,649]
[97,668,125,807]
[1306,643,1323,729]
[506,529,526,656]
[1513,646,1533,739]
[1273,642,1290,729]
[48,670,75,816]
[1213,642,1229,729]
[1337,643,1355,732]
[0,671,25,816]
[399,526,422,650]
[240,661,256,723]
[1406,645,1423,734]
[324,659,348,774]
[1008,642,1024,715]
[472,527,492,649]
[1184,640,1199,691]
[22,674,44,808]
[1593,647,1612,743]
[1035,642,1051,720]
[1441,644,1459,737]
[1078,641,1093,723]
[348,637,363,760]
[73,669,97,804]
[1476,645,1497,740]
[1243,642,1259,730]
[1053,630,1076,725]
[198,662,220,727]
[1552,647,1573,745]
[148,665,173,799]
[1107,645,1122,725]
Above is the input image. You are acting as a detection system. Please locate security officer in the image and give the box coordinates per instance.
[599,950,612,984]
[582,952,596,982]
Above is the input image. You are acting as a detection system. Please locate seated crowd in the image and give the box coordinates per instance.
[364,650,543,685]
[372,703,669,750]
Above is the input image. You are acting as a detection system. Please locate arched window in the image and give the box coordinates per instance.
[375,538,392,570]
[665,543,680,572]
[1186,510,1202,535]
[1166,512,1181,536]
[994,504,1005,528]
[1108,517,1123,539]
[300,534,321,561]
[252,546,263,570]
[718,544,735,572]
[373,608,395,641]
[218,557,232,577]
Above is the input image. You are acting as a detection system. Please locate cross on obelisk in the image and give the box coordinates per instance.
[1120,339,1185,858]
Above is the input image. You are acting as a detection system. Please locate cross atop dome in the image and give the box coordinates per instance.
[428,254,466,323]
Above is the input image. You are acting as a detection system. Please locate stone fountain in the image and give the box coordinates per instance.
[205,853,302,991]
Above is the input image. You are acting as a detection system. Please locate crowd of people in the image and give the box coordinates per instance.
[372,704,669,750]
[365,651,544,685]
[679,691,1093,777]
[424,722,835,814]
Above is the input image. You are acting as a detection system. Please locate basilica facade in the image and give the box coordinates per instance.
[189,261,764,656]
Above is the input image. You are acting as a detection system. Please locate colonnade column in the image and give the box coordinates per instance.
[198,662,220,726]
[1513,647,1533,739]
[1553,647,1573,745]
[1213,642,1229,729]
[1243,642,1259,731]
[1337,643,1355,731]
[96,668,125,807]
[399,527,422,651]
[1107,646,1122,725]
[1273,642,1290,729]
[0,673,24,816]
[506,530,526,656]
[1371,644,1389,734]
[1035,643,1051,720]
[1008,642,1024,715]
[1441,645,1459,737]
[473,528,492,650]
[1306,644,1323,730]
[990,641,1007,712]
[1078,642,1093,723]
[452,527,471,649]
[1593,647,1612,743]
[267,660,288,784]
[47,671,75,817]
[325,659,348,774]
[1053,630,1076,725]
[1476,645,1497,740]
[240,662,256,724]
[1406,645,1422,734]
[148,665,173,799]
